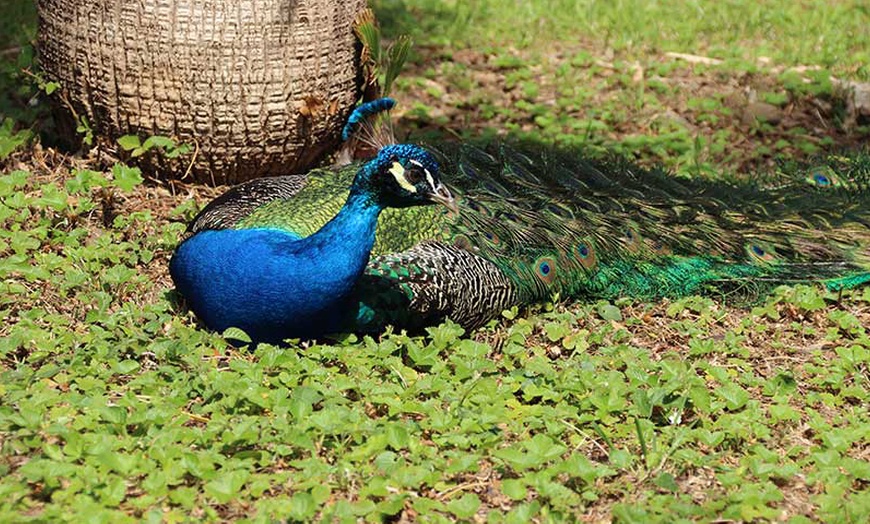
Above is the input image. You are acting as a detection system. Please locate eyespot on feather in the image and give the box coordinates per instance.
[464,198,492,216]
[535,256,558,284]
[746,241,777,263]
[622,226,643,252]
[452,234,473,251]
[805,165,840,188]
[482,230,502,246]
[573,241,598,270]
[647,239,672,255]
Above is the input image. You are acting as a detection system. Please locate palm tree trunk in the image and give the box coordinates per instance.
[38,0,366,184]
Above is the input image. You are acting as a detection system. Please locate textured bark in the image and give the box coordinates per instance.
[37,0,366,184]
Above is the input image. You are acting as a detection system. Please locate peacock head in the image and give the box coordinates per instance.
[355,144,458,213]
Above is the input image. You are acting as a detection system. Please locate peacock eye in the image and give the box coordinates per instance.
[405,167,425,184]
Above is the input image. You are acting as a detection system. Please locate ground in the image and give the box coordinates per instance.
[1,0,869,522]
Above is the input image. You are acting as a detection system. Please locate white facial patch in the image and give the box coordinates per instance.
[408,159,437,192]
[390,161,418,193]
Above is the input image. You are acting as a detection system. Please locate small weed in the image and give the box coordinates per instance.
[0,118,32,159]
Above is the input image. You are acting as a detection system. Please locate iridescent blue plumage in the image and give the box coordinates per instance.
[342,98,396,141]
[171,202,379,341]
[170,143,452,343]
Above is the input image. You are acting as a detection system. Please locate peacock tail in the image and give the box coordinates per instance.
[186,142,870,334]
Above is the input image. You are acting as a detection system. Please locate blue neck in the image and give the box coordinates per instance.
[308,190,382,261]
[170,186,386,342]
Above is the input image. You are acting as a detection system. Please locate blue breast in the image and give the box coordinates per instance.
[170,220,376,342]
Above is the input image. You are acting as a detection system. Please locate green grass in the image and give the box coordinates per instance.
[378,0,870,76]
[2,0,870,521]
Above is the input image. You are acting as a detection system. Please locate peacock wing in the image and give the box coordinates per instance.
[186,164,361,238]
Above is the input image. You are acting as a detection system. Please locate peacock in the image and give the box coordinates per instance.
[170,99,870,343]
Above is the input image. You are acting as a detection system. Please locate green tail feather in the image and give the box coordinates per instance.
[825,272,870,291]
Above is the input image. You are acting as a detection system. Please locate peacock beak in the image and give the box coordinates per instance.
[430,183,459,214]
